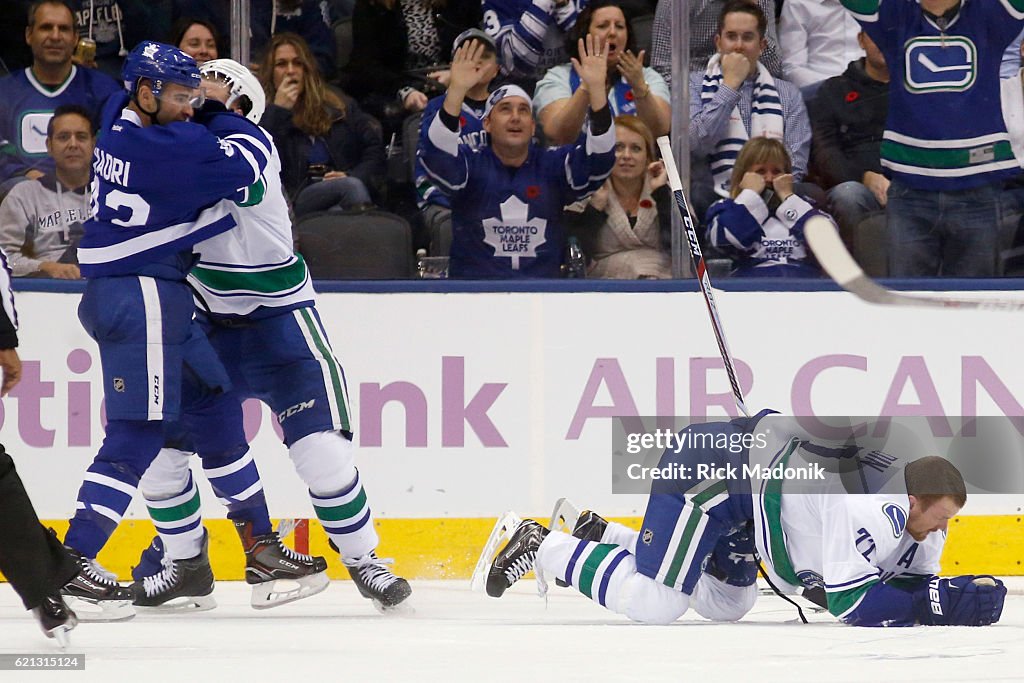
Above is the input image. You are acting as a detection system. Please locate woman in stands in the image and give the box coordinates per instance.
[564,115,672,279]
[704,137,828,277]
[170,18,221,66]
[258,33,386,216]
[534,0,671,146]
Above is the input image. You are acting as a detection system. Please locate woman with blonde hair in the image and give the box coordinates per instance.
[704,136,829,277]
[565,115,673,279]
[258,33,385,216]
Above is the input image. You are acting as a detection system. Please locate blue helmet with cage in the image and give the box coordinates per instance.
[122,41,201,97]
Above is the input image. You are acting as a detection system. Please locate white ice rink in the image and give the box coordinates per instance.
[2,579,1023,682]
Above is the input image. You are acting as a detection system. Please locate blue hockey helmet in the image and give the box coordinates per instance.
[122,41,201,97]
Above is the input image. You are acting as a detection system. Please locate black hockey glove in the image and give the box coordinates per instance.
[913,575,1006,626]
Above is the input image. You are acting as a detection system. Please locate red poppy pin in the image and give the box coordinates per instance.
[459,115,467,127]
[625,90,635,101]
[526,185,541,199]
[845,91,860,103]
[639,198,653,209]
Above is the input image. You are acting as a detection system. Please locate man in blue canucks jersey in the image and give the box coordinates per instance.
[420,37,615,278]
[59,41,299,622]
[416,29,498,256]
[839,0,1024,276]
[479,413,1007,627]
[127,59,412,614]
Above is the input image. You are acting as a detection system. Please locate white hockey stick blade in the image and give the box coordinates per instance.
[804,215,1024,311]
[469,511,522,593]
[549,497,581,534]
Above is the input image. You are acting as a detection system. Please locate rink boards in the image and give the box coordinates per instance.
[3,286,1024,579]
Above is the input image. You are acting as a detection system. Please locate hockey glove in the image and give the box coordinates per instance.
[913,575,1006,626]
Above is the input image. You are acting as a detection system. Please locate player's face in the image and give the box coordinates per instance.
[483,97,535,150]
[46,113,94,176]
[714,12,765,73]
[272,44,305,97]
[179,24,218,66]
[906,495,960,542]
[612,127,648,182]
[154,82,198,124]
[588,6,628,67]
[748,160,787,185]
[25,3,76,68]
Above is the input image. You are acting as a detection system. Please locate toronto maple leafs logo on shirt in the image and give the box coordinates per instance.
[481,195,547,270]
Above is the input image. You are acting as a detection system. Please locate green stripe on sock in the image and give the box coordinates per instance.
[313,487,367,522]
[148,491,201,524]
[578,544,616,599]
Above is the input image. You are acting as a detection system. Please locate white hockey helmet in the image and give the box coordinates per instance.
[199,58,266,124]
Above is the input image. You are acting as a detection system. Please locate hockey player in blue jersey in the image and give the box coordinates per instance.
[420,36,616,278]
[478,413,1007,627]
[125,58,412,614]
[60,42,329,621]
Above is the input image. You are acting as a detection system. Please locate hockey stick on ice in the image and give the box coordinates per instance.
[657,136,749,416]
[804,216,1024,311]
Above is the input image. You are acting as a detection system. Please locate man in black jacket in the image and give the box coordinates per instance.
[808,31,889,247]
[0,251,80,645]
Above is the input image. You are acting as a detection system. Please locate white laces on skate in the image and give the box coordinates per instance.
[503,551,537,585]
[272,535,318,564]
[81,557,119,586]
[142,556,179,597]
[347,552,400,591]
[275,518,300,541]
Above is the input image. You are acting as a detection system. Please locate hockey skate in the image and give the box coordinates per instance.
[549,498,608,587]
[482,517,550,598]
[343,551,412,613]
[61,548,135,622]
[32,593,77,649]
[234,520,329,609]
[470,510,521,593]
[130,533,216,611]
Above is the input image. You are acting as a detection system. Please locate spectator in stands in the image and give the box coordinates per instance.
[688,0,812,224]
[259,32,385,216]
[564,114,672,278]
[650,0,783,88]
[343,0,481,129]
[420,38,615,278]
[534,0,670,145]
[0,104,94,279]
[172,0,336,78]
[482,0,583,92]
[705,137,826,277]
[169,17,220,66]
[415,29,500,256]
[778,0,862,98]
[840,0,1024,277]
[0,1,36,75]
[808,31,888,248]
[68,1,171,80]
[0,1,119,196]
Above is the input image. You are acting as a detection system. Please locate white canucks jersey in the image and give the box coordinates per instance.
[750,418,944,620]
[189,132,316,319]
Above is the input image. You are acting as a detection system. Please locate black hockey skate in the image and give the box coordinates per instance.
[343,551,412,612]
[61,548,135,622]
[131,532,216,611]
[555,510,608,587]
[485,519,549,598]
[32,593,77,648]
[234,521,329,609]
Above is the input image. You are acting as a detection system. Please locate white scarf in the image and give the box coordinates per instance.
[701,53,785,198]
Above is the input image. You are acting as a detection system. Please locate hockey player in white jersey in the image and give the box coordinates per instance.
[130,59,411,613]
[477,412,1007,627]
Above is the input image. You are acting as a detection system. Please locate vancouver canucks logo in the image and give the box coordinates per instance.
[236,176,267,207]
[904,37,976,93]
[883,502,907,538]
[481,195,547,270]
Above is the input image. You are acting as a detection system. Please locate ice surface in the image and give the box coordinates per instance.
[2,579,1022,682]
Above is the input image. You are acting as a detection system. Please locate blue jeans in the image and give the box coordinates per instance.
[294,176,373,217]
[828,181,884,244]
[886,178,1001,277]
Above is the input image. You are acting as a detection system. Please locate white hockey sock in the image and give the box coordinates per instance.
[537,530,690,625]
[601,521,639,552]
[691,573,757,622]
[141,448,204,561]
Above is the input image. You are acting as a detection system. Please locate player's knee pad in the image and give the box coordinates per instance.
[288,430,357,493]
[691,573,757,622]
[96,419,164,481]
[140,448,194,499]
[618,572,691,625]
